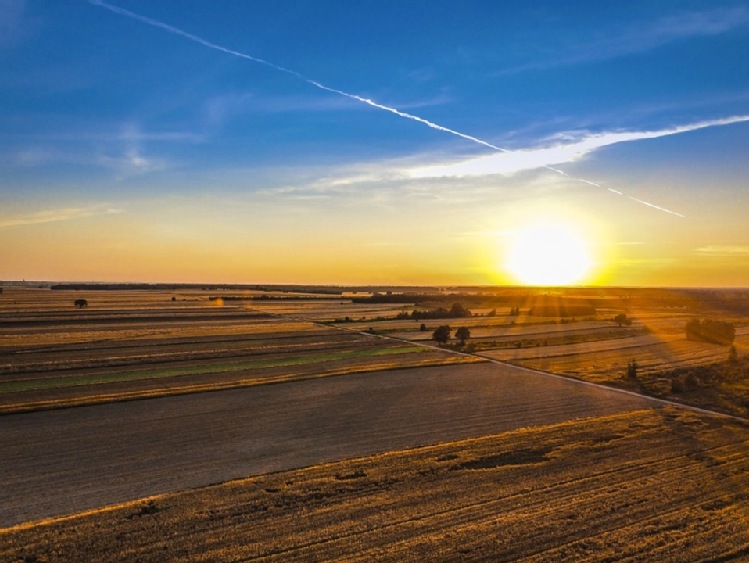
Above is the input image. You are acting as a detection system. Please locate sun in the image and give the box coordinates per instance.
[505,222,593,286]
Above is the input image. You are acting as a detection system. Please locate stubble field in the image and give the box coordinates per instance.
[0,288,476,414]
[3,285,749,560]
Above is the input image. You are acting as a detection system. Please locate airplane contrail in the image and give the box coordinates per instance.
[89,0,685,217]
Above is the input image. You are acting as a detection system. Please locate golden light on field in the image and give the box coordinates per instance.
[505,222,593,286]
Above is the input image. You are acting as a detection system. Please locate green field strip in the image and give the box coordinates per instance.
[0,345,428,393]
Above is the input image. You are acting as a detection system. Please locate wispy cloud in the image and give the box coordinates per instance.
[1,123,200,174]
[407,115,749,179]
[94,122,179,177]
[2,130,203,143]
[0,205,122,228]
[90,0,688,216]
[505,6,749,73]
[202,91,451,130]
[696,245,749,256]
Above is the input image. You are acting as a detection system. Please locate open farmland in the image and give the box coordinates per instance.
[0,360,655,527]
[4,285,749,559]
[0,288,477,413]
[5,407,749,561]
[316,289,749,415]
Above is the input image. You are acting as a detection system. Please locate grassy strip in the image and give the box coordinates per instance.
[0,345,427,394]
[0,355,484,415]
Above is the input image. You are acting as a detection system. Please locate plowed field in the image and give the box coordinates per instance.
[4,408,749,561]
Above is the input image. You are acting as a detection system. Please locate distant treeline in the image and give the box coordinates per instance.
[395,303,472,321]
[208,295,338,301]
[51,283,239,291]
[353,294,522,307]
[49,283,342,295]
[354,292,600,308]
[51,283,187,291]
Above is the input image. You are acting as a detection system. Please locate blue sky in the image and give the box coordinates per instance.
[2,0,749,285]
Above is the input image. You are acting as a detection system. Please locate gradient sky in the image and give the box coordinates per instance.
[2,0,749,286]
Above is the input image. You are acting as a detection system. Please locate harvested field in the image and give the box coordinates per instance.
[0,362,655,528]
[4,408,749,561]
[0,289,476,413]
[5,286,749,559]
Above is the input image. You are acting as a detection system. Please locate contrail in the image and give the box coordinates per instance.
[89,0,684,217]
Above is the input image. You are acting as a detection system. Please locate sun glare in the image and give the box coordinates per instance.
[505,222,593,286]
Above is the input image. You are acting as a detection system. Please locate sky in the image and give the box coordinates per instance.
[2,0,749,287]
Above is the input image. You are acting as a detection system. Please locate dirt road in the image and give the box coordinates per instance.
[1,362,656,527]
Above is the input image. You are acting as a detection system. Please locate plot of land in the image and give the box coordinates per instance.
[0,362,655,528]
[5,408,749,561]
[4,286,749,559]
[0,290,475,413]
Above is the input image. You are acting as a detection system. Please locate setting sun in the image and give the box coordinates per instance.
[505,222,593,286]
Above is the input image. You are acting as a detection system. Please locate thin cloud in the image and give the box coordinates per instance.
[205,92,450,123]
[0,206,122,228]
[94,122,176,177]
[696,245,749,256]
[407,115,749,178]
[0,129,203,143]
[505,6,749,73]
[89,0,682,216]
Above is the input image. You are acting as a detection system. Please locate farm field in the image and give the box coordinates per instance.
[0,288,477,413]
[4,407,749,561]
[308,292,749,416]
[0,360,654,527]
[4,285,749,559]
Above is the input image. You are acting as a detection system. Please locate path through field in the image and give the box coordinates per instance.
[0,362,656,527]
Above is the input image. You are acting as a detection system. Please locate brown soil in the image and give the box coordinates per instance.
[4,408,749,561]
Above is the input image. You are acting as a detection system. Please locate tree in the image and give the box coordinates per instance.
[74,298,88,308]
[432,325,451,345]
[420,323,427,332]
[455,326,471,347]
[449,303,471,318]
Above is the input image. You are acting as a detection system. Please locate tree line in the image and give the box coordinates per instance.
[396,303,472,321]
